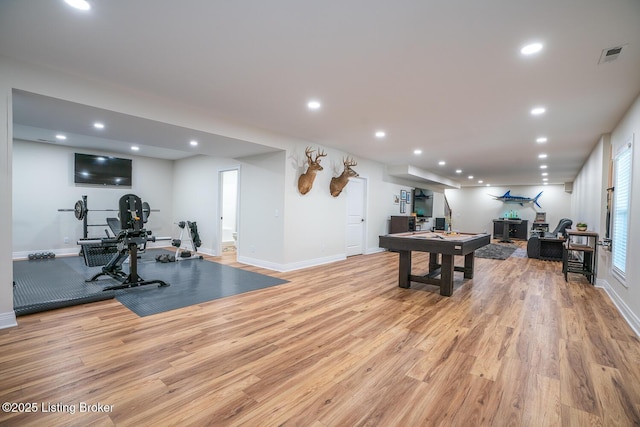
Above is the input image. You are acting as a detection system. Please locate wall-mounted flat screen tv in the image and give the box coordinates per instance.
[412,188,433,217]
[74,153,132,186]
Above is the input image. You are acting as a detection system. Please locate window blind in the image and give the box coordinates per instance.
[612,142,632,279]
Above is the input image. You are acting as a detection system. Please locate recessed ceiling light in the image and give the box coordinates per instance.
[543,182,548,185]
[540,165,547,169]
[542,178,548,181]
[414,149,422,155]
[64,0,91,11]
[307,100,321,110]
[531,107,546,116]
[468,175,474,179]
[536,137,548,143]
[438,161,446,166]
[190,140,198,146]
[93,122,104,129]
[486,183,491,187]
[541,172,548,176]
[538,153,547,159]
[478,180,483,184]
[131,146,139,151]
[55,134,67,140]
[455,169,462,174]
[375,131,386,138]
[520,42,543,55]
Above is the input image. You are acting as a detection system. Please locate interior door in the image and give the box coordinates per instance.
[346,177,366,256]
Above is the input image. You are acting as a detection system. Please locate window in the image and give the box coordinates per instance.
[612,138,633,281]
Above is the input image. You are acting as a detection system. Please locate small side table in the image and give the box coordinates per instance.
[563,230,598,284]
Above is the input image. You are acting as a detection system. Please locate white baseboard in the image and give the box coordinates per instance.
[365,247,386,255]
[196,247,216,257]
[0,311,17,330]
[597,278,640,337]
[237,253,347,273]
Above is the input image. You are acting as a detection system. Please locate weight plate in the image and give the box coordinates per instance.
[74,200,86,220]
[142,202,151,222]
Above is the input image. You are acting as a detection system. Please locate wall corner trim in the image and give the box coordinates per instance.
[0,311,18,330]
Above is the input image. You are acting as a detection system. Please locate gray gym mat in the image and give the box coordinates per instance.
[13,250,288,317]
[112,252,288,316]
[13,258,116,316]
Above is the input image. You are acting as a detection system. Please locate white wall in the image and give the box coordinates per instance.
[238,151,286,266]
[280,146,424,270]
[584,92,640,334]
[12,140,174,257]
[173,155,228,255]
[444,185,572,235]
[571,135,608,232]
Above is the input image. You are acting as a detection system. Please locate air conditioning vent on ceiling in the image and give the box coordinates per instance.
[598,45,625,64]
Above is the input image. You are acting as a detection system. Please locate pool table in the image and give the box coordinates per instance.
[379,231,491,296]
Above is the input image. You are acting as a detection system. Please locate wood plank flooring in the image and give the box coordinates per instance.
[2,244,640,426]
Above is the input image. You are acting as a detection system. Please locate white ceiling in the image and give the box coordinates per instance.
[1,0,639,187]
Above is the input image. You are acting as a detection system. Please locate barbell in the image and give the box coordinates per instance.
[59,199,158,220]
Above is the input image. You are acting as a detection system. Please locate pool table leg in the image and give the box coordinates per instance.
[440,254,454,296]
[428,252,440,273]
[464,253,475,279]
[398,250,411,289]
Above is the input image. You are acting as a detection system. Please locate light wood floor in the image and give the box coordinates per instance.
[2,244,640,426]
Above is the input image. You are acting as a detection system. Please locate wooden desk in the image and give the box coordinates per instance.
[379,231,491,296]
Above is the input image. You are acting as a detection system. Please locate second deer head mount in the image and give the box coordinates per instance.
[297,146,327,195]
[330,157,359,197]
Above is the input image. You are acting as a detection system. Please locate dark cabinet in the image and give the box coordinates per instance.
[493,219,528,241]
[390,216,416,234]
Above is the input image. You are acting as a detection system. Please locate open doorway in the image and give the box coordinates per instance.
[219,168,240,257]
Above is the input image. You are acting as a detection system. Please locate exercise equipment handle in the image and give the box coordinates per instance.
[77,238,118,246]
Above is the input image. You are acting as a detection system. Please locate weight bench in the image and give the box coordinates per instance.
[78,194,169,291]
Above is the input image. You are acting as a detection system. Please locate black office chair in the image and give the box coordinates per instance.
[527,218,572,258]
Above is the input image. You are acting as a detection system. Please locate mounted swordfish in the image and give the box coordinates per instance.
[490,190,543,208]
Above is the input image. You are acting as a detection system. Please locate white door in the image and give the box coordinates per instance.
[346,177,366,256]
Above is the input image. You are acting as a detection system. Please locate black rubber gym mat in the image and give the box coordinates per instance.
[13,258,116,316]
[13,250,288,317]
[113,254,289,317]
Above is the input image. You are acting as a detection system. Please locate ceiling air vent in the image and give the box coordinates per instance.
[598,45,625,64]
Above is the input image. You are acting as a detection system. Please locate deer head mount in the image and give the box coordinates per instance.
[297,146,327,195]
[330,157,359,197]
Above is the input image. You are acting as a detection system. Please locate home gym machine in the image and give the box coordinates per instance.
[77,194,170,291]
[59,195,159,239]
